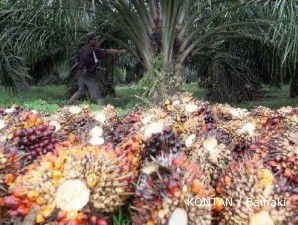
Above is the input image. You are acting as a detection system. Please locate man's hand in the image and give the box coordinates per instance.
[119,49,127,54]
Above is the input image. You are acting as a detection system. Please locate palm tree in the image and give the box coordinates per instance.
[0,0,107,89]
[1,0,297,100]
[102,0,298,99]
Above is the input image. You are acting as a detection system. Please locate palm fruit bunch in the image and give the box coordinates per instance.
[0,150,23,198]
[4,143,140,225]
[212,104,249,121]
[276,107,298,130]
[0,149,24,224]
[220,119,261,156]
[132,154,215,225]
[104,108,143,146]
[189,135,233,186]
[265,128,298,186]
[48,105,116,145]
[4,112,56,163]
[0,107,38,143]
[217,157,298,225]
[162,94,207,138]
[142,118,184,159]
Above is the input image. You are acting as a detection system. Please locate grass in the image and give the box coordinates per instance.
[183,83,298,109]
[0,84,297,115]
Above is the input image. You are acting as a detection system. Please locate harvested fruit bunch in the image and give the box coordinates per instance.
[212,104,249,121]
[265,128,298,186]
[48,105,117,144]
[0,150,24,223]
[189,135,233,186]
[132,154,214,225]
[220,120,261,156]
[0,108,40,143]
[0,151,23,198]
[5,113,56,162]
[163,96,208,137]
[104,109,143,146]
[4,144,140,224]
[143,126,184,159]
[48,106,96,143]
[217,157,298,225]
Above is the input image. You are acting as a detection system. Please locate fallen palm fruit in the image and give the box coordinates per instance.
[217,157,298,225]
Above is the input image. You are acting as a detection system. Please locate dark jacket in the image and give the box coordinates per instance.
[78,43,107,74]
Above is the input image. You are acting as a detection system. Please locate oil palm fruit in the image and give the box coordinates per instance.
[212,104,249,121]
[143,126,183,159]
[265,128,298,185]
[4,143,141,224]
[132,154,214,225]
[48,105,97,143]
[189,135,233,186]
[0,151,22,198]
[217,157,297,225]
[104,108,143,146]
[4,113,56,163]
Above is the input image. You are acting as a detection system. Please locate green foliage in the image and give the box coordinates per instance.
[112,207,131,225]
[0,0,108,88]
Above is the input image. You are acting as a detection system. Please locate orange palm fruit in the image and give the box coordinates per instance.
[42,206,53,218]
[223,176,232,186]
[68,133,77,143]
[191,179,202,194]
[27,190,39,201]
[213,197,224,212]
[13,186,25,198]
[52,171,63,180]
[36,213,45,223]
[17,205,29,217]
[5,173,16,184]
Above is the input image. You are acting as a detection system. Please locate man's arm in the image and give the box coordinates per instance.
[106,49,127,55]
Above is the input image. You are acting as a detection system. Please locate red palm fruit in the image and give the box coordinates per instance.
[89,216,98,225]
[67,220,79,225]
[97,219,108,225]
[9,210,18,217]
[17,205,29,217]
[4,196,20,209]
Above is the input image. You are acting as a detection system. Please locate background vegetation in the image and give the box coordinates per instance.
[0,0,297,104]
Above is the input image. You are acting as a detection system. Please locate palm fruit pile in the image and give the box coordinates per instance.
[0,93,297,225]
[3,143,140,225]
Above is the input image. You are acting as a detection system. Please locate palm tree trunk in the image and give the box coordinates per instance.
[290,71,298,98]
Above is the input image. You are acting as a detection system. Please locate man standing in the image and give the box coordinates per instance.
[69,33,126,105]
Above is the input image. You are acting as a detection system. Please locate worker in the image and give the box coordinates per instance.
[69,32,126,105]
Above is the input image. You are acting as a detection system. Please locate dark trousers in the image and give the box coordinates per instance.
[69,70,103,103]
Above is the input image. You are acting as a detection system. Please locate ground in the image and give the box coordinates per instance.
[0,84,297,115]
